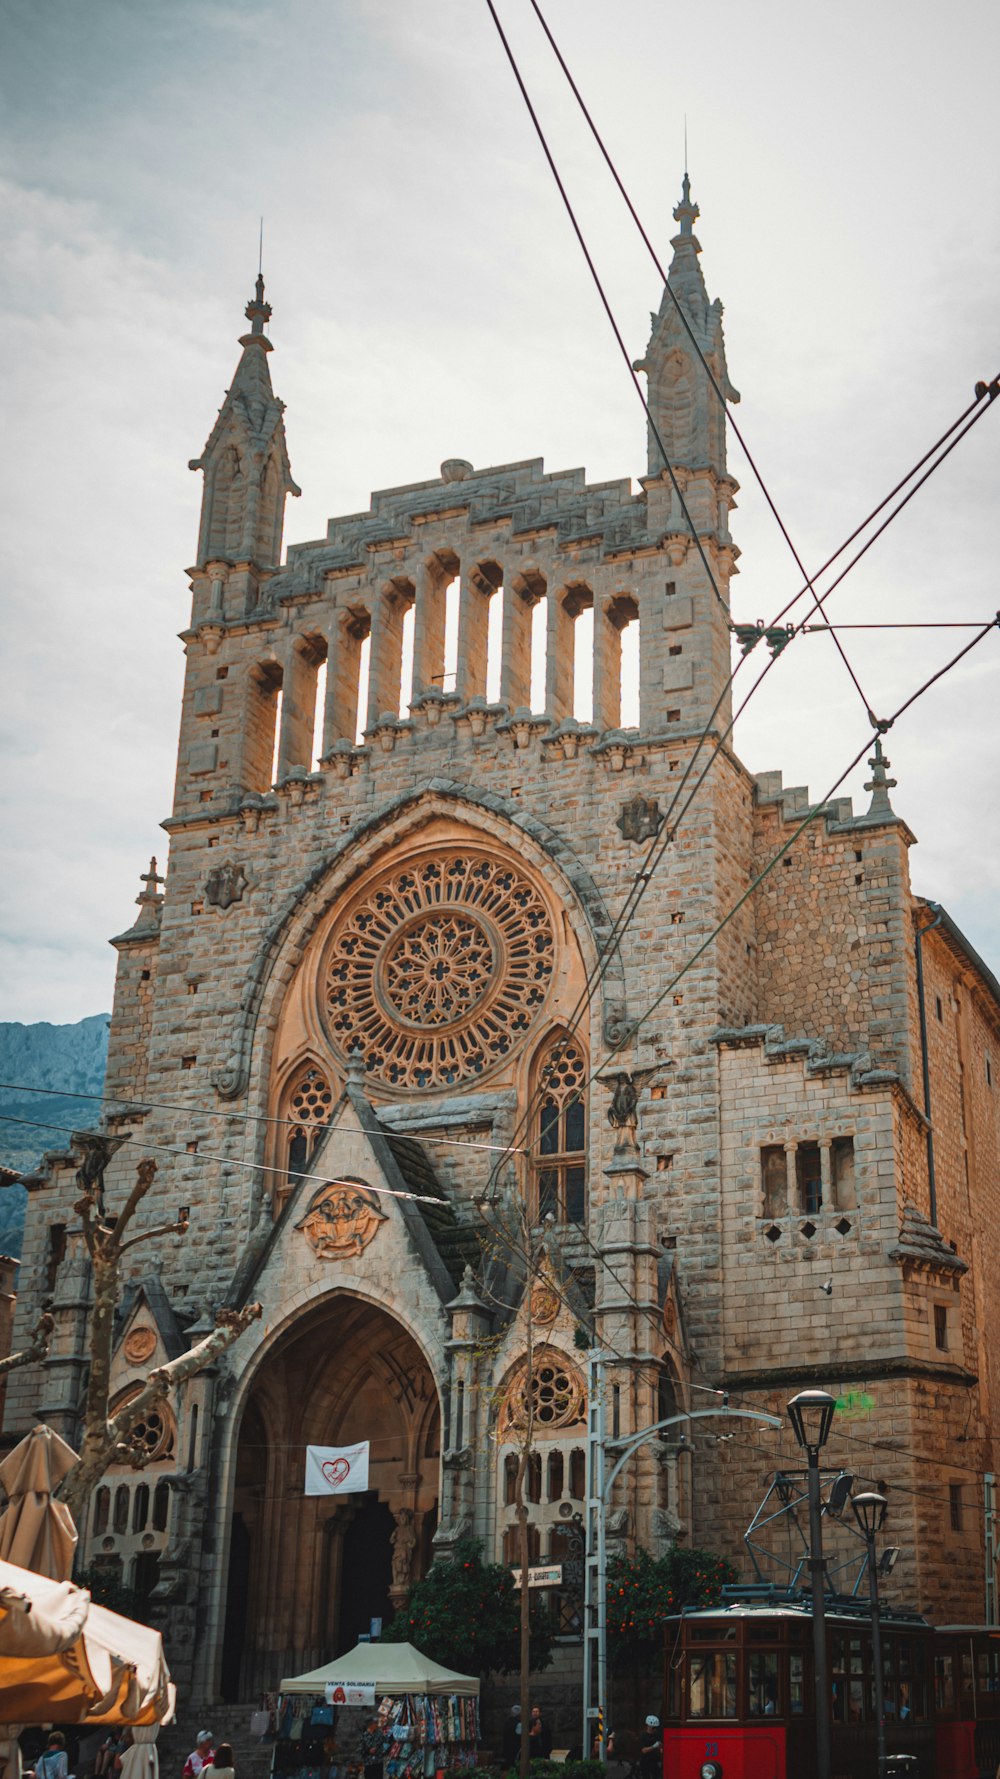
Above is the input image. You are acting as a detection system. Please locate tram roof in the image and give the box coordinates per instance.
[664,1601,929,1628]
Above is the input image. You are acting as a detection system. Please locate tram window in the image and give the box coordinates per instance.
[747,1651,779,1715]
[789,1652,805,1715]
[976,1644,1000,1707]
[688,1652,737,1718]
[934,1651,956,1715]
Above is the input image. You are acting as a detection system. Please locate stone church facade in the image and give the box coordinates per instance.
[7,181,1000,1704]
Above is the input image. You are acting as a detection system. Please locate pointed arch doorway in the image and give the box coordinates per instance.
[222,1296,440,1700]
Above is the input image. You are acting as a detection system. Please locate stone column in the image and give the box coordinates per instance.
[412,559,447,699]
[545,588,575,723]
[500,580,533,710]
[783,1142,798,1214]
[455,567,491,703]
[819,1139,833,1211]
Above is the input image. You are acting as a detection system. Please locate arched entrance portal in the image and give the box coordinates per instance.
[222,1296,441,1700]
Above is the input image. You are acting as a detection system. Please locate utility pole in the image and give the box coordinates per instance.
[581,1353,782,1761]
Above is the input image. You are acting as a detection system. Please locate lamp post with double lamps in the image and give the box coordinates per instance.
[787,1388,837,1779]
[852,1490,889,1778]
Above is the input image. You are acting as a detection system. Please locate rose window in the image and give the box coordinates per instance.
[322,849,555,1089]
[499,1348,586,1435]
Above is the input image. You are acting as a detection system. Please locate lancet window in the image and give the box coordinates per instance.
[283,1063,336,1190]
[531,1031,587,1225]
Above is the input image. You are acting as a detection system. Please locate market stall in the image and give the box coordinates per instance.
[270,1642,480,1779]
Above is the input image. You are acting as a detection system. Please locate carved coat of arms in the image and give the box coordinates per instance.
[296,1182,387,1260]
[616,795,664,843]
[204,861,249,910]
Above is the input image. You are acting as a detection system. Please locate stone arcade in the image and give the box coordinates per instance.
[8,182,1000,1705]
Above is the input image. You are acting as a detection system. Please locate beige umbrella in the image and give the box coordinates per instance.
[0,1427,78,1581]
[0,1555,174,1727]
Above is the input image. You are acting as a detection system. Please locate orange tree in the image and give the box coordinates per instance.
[607,1547,737,1673]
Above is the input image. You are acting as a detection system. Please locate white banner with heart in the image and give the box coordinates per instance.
[304,1441,370,1496]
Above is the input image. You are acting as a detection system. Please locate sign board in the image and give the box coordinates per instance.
[326,1681,377,1707]
[510,1564,563,1589]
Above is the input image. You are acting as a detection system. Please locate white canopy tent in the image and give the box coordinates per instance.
[279,1641,479,1697]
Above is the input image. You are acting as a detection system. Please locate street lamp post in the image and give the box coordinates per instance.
[787,1389,837,1779]
[853,1490,889,1779]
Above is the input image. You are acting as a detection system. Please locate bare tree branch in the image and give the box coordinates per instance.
[0,1312,54,1379]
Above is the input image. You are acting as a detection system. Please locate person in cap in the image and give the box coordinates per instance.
[639,1716,661,1779]
[183,1734,215,1779]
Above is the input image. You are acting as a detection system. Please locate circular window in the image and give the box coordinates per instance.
[499,1348,586,1435]
[322,849,555,1089]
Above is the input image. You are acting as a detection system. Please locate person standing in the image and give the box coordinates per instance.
[527,1708,552,1761]
[638,1716,661,1779]
[35,1735,68,1779]
[183,1734,214,1779]
[501,1707,521,1767]
[209,1745,234,1779]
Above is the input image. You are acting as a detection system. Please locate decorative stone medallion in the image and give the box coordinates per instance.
[616,795,664,843]
[529,1281,560,1326]
[296,1182,387,1260]
[205,861,249,910]
[321,848,555,1089]
[123,1326,157,1364]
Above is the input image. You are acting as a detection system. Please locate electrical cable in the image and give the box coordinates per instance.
[0,1080,526,1157]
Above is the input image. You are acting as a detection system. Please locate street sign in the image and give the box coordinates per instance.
[511,1564,563,1588]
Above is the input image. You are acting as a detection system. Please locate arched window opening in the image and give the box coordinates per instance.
[132,1484,150,1534]
[526,1451,542,1504]
[93,1487,110,1536]
[657,1361,681,1430]
[187,1404,199,1471]
[355,632,371,744]
[531,1032,588,1225]
[504,1453,518,1506]
[241,661,282,794]
[442,575,460,694]
[529,596,547,714]
[311,659,328,770]
[486,578,504,704]
[572,604,594,724]
[456,559,503,704]
[224,449,246,558]
[605,593,640,729]
[153,1480,170,1533]
[547,1450,564,1502]
[399,602,415,716]
[569,1449,585,1499]
[270,688,283,784]
[113,1486,129,1535]
[284,1063,335,1193]
[132,1550,161,1602]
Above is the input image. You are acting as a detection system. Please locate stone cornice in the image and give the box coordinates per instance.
[721,1356,978,1392]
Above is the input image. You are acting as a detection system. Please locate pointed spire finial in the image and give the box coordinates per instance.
[673,172,700,239]
[243,270,272,342]
[863,736,898,820]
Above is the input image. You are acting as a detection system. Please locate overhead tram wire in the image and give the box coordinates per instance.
[478,0,998,1189]
[477,617,1000,1356]
[480,392,999,1204]
[520,0,998,710]
[496,0,877,722]
[0,1079,528,1157]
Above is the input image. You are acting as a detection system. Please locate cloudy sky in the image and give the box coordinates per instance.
[1,0,997,1025]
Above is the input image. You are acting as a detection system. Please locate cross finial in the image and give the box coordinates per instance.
[139,856,164,900]
[863,737,898,819]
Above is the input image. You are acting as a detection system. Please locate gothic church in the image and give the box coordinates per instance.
[8,180,1000,1704]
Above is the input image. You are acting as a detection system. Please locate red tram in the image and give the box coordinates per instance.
[660,1599,1000,1778]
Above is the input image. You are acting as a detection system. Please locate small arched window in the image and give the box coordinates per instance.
[284,1063,336,1189]
[531,1032,587,1225]
[153,1480,170,1533]
[113,1485,129,1535]
[93,1487,110,1536]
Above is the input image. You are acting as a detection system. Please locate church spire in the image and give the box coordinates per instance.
[189,274,300,571]
[633,176,739,480]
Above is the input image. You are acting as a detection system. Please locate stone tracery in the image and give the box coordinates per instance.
[321,848,556,1088]
[498,1347,587,1436]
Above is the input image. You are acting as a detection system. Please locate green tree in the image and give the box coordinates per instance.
[606,1546,738,1670]
[382,1538,555,1677]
